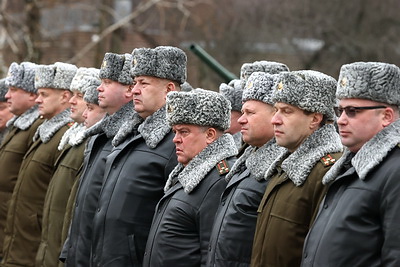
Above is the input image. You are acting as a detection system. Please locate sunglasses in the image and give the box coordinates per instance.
[334,106,387,118]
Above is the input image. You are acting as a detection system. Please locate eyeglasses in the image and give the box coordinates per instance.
[334,106,387,118]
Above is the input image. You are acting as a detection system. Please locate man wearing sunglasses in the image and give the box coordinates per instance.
[302,62,400,266]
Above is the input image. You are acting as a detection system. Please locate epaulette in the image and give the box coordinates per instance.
[320,154,336,167]
[216,159,230,175]
[67,122,75,128]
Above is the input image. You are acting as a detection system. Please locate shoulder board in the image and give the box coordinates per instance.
[320,154,336,167]
[67,122,75,128]
[216,159,230,175]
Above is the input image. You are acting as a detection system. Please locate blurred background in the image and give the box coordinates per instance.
[1,0,399,90]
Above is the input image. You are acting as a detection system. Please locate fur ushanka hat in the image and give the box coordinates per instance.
[336,62,400,106]
[240,61,290,81]
[5,62,37,93]
[166,88,231,131]
[242,72,276,105]
[131,46,187,85]
[219,79,243,112]
[99,53,133,85]
[70,67,100,95]
[35,62,78,90]
[272,70,337,121]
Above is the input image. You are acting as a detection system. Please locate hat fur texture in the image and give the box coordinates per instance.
[131,46,187,84]
[70,67,100,95]
[99,52,133,85]
[0,78,7,102]
[336,61,400,106]
[5,62,37,93]
[219,79,243,111]
[242,72,276,105]
[240,61,290,81]
[272,70,337,120]
[166,88,231,131]
[35,62,78,90]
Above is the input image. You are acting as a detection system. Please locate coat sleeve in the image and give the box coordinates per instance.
[197,176,227,266]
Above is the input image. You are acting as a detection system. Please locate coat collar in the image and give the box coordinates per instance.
[225,138,286,182]
[265,124,343,186]
[57,122,87,150]
[112,105,171,148]
[7,105,41,130]
[323,119,400,184]
[164,133,238,194]
[33,109,73,143]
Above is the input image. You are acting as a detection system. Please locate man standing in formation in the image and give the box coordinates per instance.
[143,88,238,266]
[302,62,400,266]
[2,62,77,266]
[251,70,343,266]
[91,46,185,266]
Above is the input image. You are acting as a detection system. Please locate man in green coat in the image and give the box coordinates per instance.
[1,62,77,267]
[35,68,101,267]
[251,70,343,267]
[0,62,42,261]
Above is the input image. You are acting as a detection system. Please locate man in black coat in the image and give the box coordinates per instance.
[90,46,186,267]
[207,71,286,267]
[301,62,400,266]
[143,88,238,267]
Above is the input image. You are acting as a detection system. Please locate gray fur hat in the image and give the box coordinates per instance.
[336,62,400,106]
[70,67,100,95]
[242,72,276,105]
[99,52,133,85]
[166,88,231,131]
[35,62,78,90]
[5,62,37,93]
[131,46,187,84]
[0,78,7,102]
[240,61,290,81]
[272,70,337,120]
[83,83,100,105]
[219,79,243,111]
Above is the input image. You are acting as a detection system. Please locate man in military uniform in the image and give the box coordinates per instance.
[90,46,184,266]
[60,53,135,266]
[0,63,41,261]
[2,62,77,267]
[207,71,286,266]
[143,88,238,267]
[251,70,343,267]
[302,62,400,266]
[36,68,100,267]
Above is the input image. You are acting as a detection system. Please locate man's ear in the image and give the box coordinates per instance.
[166,82,176,93]
[310,113,323,129]
[382,107,396,127]
[126,84,134,98]
[205,127,218,144]
[62,90,72,103]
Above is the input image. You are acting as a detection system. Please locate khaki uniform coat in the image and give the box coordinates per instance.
[0,107,43,258]
[1,109,72,267]
[35,136,87,267]
[250,124,343,267]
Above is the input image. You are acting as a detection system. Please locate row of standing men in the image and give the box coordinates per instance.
[0,45,399,267]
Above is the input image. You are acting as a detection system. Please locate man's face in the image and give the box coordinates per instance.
[5,86,36,116]
[336,98,387,153]
[225,110,242,135]
[82,102,107,128]
[35,88,67,119]
[132,76,171,119]
[0,102,13,131]
[69,90,86,123]
[238,100,275,147]
[97,79,132,115]
[272,102,317,152]
[172,124,210,166]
